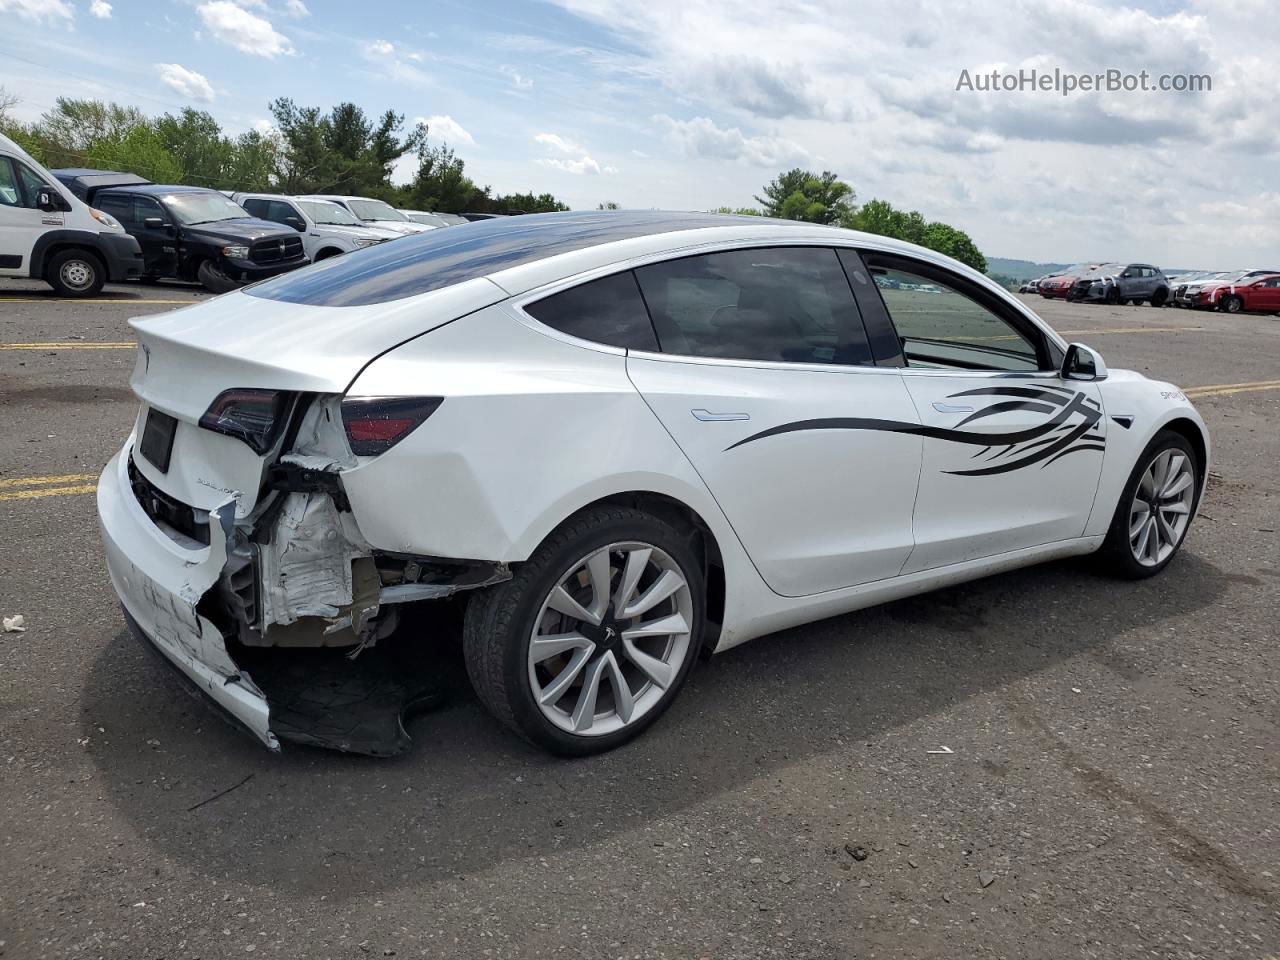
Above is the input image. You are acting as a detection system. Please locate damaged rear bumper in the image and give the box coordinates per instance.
[97,442,279,750]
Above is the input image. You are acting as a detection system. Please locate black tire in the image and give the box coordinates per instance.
[1220,295,1243,314]
[1150,287,1168,307]
[463,506,705,755]
[314,247,343,261]
[1105,286,1120,305]
[1096,430,1199,579]
[45,248,105,297]
[196,259,238,294]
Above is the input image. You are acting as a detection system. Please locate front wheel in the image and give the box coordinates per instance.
[1097,431,1199,579]
[463,507,704,755]
[1150,288,1168,307]
[1220,295,1243,314]
[46,248,105,297]
[196,259,238,294]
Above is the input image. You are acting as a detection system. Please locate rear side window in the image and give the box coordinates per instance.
[524,271,659,351]
[633,247,873,365]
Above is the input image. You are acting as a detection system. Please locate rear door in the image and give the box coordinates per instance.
[848,250,1106,573]
[622,246,923,597]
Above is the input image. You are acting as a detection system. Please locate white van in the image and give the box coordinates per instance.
[230,193,402,260]
[0,133,143,297]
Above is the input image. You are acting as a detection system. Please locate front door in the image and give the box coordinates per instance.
[625,246,923,597]
[0,156,50,277]
[852,252,1107,573]
[133,196,178,277]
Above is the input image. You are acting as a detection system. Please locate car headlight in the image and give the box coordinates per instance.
[353,236,382,248]
[89,207,121,229]
[221,244,250,259]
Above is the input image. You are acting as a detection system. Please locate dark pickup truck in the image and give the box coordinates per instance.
[51,170,309,292]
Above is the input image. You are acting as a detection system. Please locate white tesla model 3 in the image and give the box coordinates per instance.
[97,211,1209,755]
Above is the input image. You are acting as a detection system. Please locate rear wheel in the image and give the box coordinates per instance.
[1097,430,1199,579]
[46,248,105,297]
[463,506,704,755]
[196,259,238,294]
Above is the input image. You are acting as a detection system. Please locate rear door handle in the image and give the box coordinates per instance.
[932,402,974,413]
[691,408,750,422]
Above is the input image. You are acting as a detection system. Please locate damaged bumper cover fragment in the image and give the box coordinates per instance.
[98,444,280,750]
[99,420,511,756]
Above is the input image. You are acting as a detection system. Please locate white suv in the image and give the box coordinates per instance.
[231,193,400,260]
[299,195,433,236]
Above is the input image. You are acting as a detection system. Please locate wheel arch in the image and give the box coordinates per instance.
[29,230,107,279]
[314,246,345,260]
[1160,415,1209,490]
[520,488,729,654]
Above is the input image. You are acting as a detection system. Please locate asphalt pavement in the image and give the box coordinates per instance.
[1,278,1277,959]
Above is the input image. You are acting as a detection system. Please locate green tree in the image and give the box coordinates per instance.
[711,206,762,216]
[755,168,855,224]
[597,201,620,210]
[84,124,183,183]
[922,221,987,272]
[488,191,569,215]
[154,109,234,188]
[402,142,482,212]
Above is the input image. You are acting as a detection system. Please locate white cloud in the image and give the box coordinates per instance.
[88,0,111,17]
[252,118,277,136]
[364,38,395,57]
[653,114,809,167]
[419,114,474,146]
[197,1,294,58]
[0,0,72,22]
[501,65,534,90]
[157,63,215,102]
[534,132,613,175]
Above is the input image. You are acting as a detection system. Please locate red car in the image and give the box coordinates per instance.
[1038,264,1100,299]
[1193,274,1280,314]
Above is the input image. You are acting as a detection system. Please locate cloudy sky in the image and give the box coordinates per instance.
[1,0,1275,268]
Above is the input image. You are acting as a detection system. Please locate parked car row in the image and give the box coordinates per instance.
[0,132,479,297]
[1025,262,1280,315]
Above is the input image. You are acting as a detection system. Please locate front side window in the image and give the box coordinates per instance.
[524,271,659,351]
[135,196,165,224]
[0,158,22,207]
[298,200,360,226]
[633,247,873,365]
[865,257,1042,372]
[14,162,51,208]
[240,197,269,218]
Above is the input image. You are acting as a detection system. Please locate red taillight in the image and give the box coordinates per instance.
[340,396,443,456]
[199,388,293,454]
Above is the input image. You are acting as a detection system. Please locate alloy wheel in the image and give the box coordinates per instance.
[527,541,693,737]
[59,259,94,291]
[1129,449,1195,566]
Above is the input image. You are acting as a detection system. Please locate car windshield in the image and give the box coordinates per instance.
[298,199,361,226]
[349,199,408,222]
[407,212,448,226]
[164,192,249,225]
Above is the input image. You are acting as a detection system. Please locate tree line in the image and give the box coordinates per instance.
[0,93,569,215]
[1,90,987,269]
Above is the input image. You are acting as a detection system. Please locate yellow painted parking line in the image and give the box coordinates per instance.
[1184,379,1280,399]
[0,473,97,488]
[1056,326,1205,336]
[0,341,135,350]
[0,483,97,502]
[0,297,194,304]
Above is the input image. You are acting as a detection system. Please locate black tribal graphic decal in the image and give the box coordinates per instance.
[726,384,1105,476]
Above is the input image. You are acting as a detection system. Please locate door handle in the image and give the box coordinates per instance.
[932,402,974,413]
[691,408,750,422]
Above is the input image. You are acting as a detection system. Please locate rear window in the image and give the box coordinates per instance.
[243,211,737,307]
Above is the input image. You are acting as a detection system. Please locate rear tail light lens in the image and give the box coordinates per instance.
[341,396,443,456]
[199,388,293,454]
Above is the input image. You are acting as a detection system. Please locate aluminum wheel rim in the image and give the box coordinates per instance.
[528,541,693,737]
[1129,448,1195,566]
[60,260,93,290]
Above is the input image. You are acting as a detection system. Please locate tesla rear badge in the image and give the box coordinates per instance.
[726,385,1105,476]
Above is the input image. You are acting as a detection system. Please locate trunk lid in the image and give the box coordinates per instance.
[127,276,505,515]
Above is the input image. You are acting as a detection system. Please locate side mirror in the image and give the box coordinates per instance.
[142,217,167,230]
[1063,342,1108,382]
[37,188,64,213]
[285,216,305,232]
